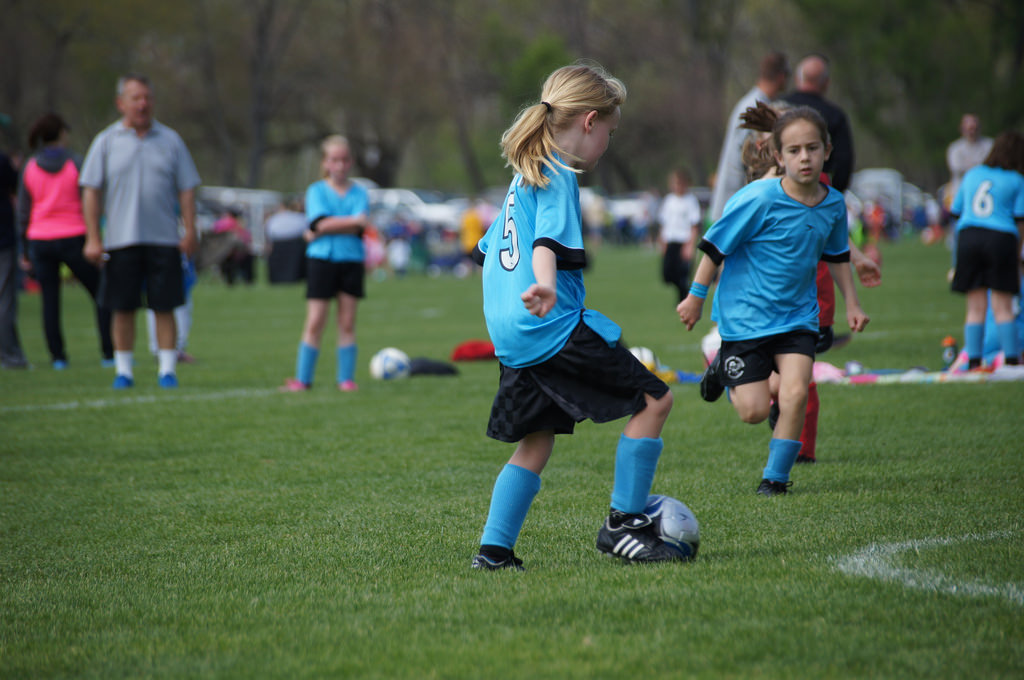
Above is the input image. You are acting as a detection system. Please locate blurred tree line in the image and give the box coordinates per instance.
[1,0,1021,198]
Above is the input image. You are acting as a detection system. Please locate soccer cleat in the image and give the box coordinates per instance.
[795,454,816,464]
[699,351,725,402]
[112,374,134,389]
[279,377,311,392]
[158,373,179,389]
[756,479,793,496]
[596,512,682,562]
[471,552,525,572]
[52,359,68,370]
[338,380,358,392]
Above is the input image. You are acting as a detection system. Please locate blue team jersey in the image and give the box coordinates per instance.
[704,178,849,341]
[952,165,1024,237]
[475,160,619,368]
[304,180,369,262]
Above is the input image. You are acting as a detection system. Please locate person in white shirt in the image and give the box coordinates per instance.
[657,169,703,302]
[708,52,790,222]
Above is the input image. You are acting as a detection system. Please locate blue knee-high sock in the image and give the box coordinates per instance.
[996,321,1018,361]
[610,435,663,514]
[964,323,984,361]
[336,344,357,383]
[295,342,319,385]
[763,438,802,483]
[480,464,542,549]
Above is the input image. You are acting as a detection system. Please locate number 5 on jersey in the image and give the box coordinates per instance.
[499,192,519,271]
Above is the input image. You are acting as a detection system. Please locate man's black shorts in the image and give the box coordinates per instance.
[306,258,366,299]
[718,330,817,387]
[486,321,670,443]
[99,245,184,312]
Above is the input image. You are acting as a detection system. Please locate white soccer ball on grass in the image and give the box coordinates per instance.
[369,347,411,380]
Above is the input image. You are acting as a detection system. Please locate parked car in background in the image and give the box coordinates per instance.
[368,187,465,232]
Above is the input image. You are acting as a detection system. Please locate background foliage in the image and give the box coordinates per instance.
[1,0,1022,195]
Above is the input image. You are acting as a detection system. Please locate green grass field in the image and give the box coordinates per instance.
[2,238,1021,679]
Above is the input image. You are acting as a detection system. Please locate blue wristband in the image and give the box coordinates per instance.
[688,282,708,299]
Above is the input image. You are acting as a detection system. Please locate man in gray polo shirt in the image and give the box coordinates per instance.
[82,73,201,389]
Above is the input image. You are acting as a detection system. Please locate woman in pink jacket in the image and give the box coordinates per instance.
[17,113,112,368]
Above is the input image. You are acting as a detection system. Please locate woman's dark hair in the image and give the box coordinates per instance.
[983,131,1024,175]
[28,113,69,149]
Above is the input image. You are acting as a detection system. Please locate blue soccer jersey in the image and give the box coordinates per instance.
[952,165,1024,237]
[304,180,369,262]
[702,178,849,341]
[475,160,616,368]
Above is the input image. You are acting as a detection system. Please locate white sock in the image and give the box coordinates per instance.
[158,349,177,377]
[115,351,134,378]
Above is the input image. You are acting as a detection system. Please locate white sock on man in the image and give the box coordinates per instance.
[115,351,134,378]
[158,349,177,377]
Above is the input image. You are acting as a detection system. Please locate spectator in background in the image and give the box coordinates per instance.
[265,196,308,283]
[946,113,994,209]
[16,112,113,369]
[657,168,702,302]
[709,51,790,223]
[782,53,854,192]
[81,73,201,389]
[212,206,254,285]
[0,147,29,369]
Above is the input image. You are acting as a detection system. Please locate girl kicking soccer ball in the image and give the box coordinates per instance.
[470,63,679,571]
[677,106,869,496]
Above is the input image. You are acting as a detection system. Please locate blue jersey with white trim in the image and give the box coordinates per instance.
[476,160,611,368]
[952,165,1024,237]
[704,178,849,341]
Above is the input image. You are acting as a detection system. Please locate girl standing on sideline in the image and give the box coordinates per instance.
[949,131,1024,368]
[657,168,703,302]
[16,112,113,369]
[470,63,679,572]
[678,107,869,496]
[281,135,369,392]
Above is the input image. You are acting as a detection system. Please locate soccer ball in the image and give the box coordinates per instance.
[369,347,411,380]
[630,346,657,371]
[645,494,700,560]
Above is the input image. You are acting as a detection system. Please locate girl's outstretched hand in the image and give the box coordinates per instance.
[522,283,557,318]
[677,295,703,331]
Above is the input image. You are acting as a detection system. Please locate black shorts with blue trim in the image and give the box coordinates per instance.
[485,320,670,443]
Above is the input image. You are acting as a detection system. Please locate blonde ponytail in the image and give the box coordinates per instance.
[501,63,626,188]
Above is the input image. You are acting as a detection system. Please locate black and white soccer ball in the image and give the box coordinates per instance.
[369,347,411,380]
[645,494,700,560]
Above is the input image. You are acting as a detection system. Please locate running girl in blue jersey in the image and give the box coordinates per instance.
[470,63,679,571]
[678,107,869,496]
[950,131,1024,368]
[281,135,369,392]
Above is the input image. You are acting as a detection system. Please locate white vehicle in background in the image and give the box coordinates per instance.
[369,187,465,232]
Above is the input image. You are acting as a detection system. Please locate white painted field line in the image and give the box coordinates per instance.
[835,531,1024,606]
[0,388,278,414]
